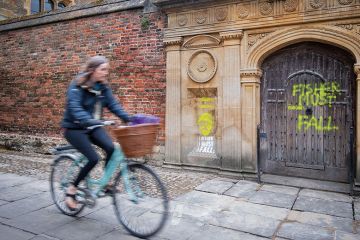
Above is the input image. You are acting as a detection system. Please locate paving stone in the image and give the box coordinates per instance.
[187,224,269,240]
[223,185,257,199]
[0,174,37,189]
[157,216,205,240]
[175,190,237,211]
[163,200,215,222]
[228,200,290,220]
[97,229,162,240]
[30,234,61,240]
[287,210,354,233]
[248,190,297,209]
[85,205,120,226]
[46,218,114,240]
[260,184,299,196]
[206,210,280,238]
[0,223,35,240]
[235,180,261,189]
[20,180,50,192]
[354,201,360,221]
[335,231,360,240]
[277,222,334,240]
[0,199,9,206]
[0,192,53,219]
[195,179,234,194]
[212,177,239,183]
[293,196,353,219]
[0,183,45,201]
[299,189,352,203]
[5,205,75,234]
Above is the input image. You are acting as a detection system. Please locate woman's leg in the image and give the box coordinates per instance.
[64,129,100,208]
[89,127,115,168]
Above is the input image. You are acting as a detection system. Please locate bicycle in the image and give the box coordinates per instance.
[49,121,169,238]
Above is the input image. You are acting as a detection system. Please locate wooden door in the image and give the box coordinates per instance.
[260,42,355,182]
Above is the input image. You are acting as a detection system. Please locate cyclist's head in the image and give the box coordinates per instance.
[77,56,109,86]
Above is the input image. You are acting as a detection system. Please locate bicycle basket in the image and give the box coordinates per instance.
[112,123,159,158]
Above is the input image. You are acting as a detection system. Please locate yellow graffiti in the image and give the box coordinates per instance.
[197,112,214,136]
[288,82,339,109]
[297,114,338,132]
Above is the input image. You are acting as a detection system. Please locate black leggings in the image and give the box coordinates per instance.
[64,127,114,187]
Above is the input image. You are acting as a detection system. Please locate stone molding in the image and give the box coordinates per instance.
[164,37,183,51]
[240,69,263,84]
[182,35,221,48]
[355,64,360,80]
[246,25,360,69]
[219,30,243,41]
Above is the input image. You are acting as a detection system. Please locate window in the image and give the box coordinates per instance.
[58,2,66,8]
[31,0,41,14]
[44,0,54,11]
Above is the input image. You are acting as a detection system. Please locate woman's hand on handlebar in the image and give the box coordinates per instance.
[86,120,116,130]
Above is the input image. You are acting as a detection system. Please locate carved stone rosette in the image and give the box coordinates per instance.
[177,14,188,26]
[283,0,298,12]
[215,7,228,22]
[195,10,208,24]
[259,2,273,16]
[237,5,249,19]
[310,0,325,9]
[187,50,218,83]
[338,0,353,5]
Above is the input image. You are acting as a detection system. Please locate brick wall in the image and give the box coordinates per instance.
[0,9,167,145]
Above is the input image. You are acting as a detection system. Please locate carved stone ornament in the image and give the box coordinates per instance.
[259,2,273,16]
[283,0,298,12]
[215,7,228,21]
[177,14,188,26]
[195,10,208,24]
[237,5,249,19]
[187,50,218,83]
[248,32,270,49]
[310,0,325,9]
[338,0,353,5]
[183,35,221,49]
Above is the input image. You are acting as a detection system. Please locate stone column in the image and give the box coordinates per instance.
[355,64,360,187]
[240,69,262,173]
[164,37,183,166]
[219,31,243,173]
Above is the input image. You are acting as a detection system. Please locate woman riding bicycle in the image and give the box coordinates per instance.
[61,56,131,210]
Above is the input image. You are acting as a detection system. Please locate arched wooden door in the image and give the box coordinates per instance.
[260,42,355,182]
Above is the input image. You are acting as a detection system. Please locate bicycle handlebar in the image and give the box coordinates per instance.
[87,120,116,130]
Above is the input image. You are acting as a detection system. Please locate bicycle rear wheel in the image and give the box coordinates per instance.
[50,156,85,216]
[113,163,169,238]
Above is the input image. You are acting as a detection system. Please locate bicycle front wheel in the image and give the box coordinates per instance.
[113,163,169,238]
[50,156,85,216]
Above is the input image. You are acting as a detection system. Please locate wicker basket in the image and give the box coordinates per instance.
[112,123,159,158]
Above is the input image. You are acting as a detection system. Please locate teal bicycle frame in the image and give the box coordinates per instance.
[65,143,140,203]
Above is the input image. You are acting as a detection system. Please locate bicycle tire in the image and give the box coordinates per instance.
[112,163,169,238]
[50,156,86,216]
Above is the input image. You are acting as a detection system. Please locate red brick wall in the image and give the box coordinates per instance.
[0,9,167,143]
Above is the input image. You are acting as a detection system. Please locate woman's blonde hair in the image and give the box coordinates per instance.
[76,56,109,86]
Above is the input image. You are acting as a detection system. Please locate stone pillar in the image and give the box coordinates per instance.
[240,69,262,173]
[164,37,183,166]
[219,31,243,173]
[355,63,360,187]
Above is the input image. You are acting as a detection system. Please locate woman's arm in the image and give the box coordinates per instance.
[104,86,130,123]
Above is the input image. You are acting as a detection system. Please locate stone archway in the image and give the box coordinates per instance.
[242,25,360,185]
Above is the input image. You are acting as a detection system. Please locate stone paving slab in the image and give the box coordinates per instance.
[0,199,9,206]
[0,173,37,190]
[248,190,297,209]
[157,216,205,240]
[3,205,75,234]
[30,235,61,240]
[97,229,163,240]
[212,177,239,183]
[277,222,334,240]
[223,183,258,199]
[45,217,114,240]
[298,189,353,203]
[84,205,121,226]
[260,184,299,196]
[228,200,290,220]
[175,190,237,211]
[0,192,53,219]
[235,180,261,188]
[354,200,360,221]
[287,210,354,233]
[0,223,35,240]
[293,196,353,219]
[195,179,234,194]
[335,230,360,240]
[0,183,46,202]
[206,210,280,238]
[187,224,269,240]
[162,200,215,222]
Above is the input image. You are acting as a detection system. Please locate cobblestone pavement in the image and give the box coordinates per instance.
[0,149,217,199]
